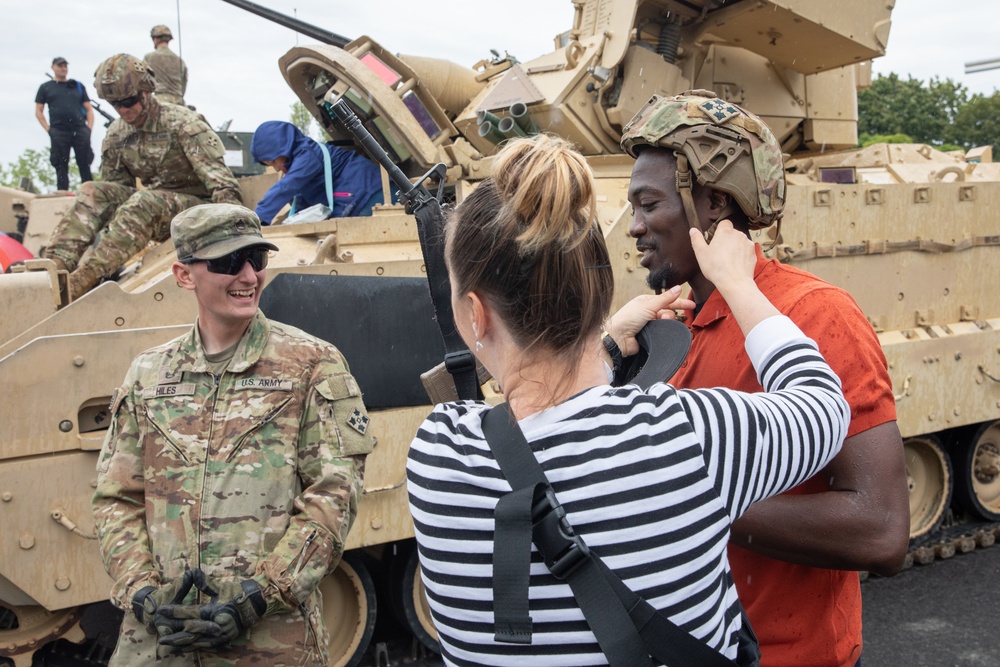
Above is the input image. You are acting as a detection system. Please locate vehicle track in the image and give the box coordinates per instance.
[903,517,1000,569]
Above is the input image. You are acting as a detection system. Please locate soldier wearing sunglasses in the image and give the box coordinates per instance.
[42,53,242,300]
[93,203,374,665]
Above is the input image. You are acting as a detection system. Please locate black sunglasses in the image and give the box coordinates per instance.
[184,247,269,275]
[110,94,142,109]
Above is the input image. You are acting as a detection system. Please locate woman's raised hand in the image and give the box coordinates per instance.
[606,287,696,356]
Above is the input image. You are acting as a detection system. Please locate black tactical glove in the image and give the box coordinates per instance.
[131,568,203,635]
[154,604,230,652]
[157,578,267,651]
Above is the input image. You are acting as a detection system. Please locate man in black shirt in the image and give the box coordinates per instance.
[35,57,95,191]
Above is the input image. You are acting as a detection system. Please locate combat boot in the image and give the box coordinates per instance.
[67,265,102,301]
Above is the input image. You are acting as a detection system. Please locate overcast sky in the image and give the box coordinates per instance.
[4,0,1000,173]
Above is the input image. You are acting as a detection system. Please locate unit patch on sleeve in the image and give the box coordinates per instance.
[347,408,370,435]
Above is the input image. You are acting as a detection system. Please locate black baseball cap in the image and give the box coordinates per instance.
[52,57,68,65]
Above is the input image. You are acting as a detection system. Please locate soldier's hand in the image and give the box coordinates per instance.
[155,604,229,652]
[156,578,267,651]
[204,579,267,637]
[132,568,204,635]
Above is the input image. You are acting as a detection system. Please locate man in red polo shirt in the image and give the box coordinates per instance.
[608,91,910,667]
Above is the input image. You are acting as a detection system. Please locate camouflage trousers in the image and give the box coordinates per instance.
[44,181,206,279]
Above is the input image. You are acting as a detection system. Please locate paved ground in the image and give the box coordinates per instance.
[861,547,1000,666]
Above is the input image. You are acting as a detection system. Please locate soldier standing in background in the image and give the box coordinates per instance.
[93,203,374,665]
[42,53,241,299]
[144,25,188,106]
[34,56,94,191]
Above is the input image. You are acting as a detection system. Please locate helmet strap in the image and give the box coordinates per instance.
[674,154,704,237]
[761,216,782,252]
[134,92,156,126]
[703,202,734,243]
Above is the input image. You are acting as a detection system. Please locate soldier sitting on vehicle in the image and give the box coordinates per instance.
[42,54,241,299]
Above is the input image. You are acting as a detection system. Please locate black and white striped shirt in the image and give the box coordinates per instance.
[407,316,848,666]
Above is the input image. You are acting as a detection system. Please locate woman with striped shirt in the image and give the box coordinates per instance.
[406,135,849,666]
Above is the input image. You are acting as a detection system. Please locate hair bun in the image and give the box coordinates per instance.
[491,135,596,254]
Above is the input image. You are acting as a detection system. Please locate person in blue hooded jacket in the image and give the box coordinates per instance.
[250,120,384,224]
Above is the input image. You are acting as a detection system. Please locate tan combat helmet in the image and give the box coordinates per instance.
[151,25,173,40]
[620,90,785,231]
[93,54,157,102]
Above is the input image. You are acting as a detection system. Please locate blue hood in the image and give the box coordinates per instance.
[250,120,384,223]
[250,120,311,166]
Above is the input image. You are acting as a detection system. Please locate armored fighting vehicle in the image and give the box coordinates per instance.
[5,0,998,665]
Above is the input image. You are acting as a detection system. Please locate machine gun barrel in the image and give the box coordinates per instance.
[218,0,350,48]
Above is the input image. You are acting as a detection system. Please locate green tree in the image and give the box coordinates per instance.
[953,92,1000,151]
[857,73,948,144]
[859,132,914,147]
[928,77,969,146]
[289,101,331,141]
[0,147,84,193]
[290,101,314,138]
[858,73,1000,152]
[857,132,965,153]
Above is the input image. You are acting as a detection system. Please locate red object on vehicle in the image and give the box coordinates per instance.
[0,233,34,272]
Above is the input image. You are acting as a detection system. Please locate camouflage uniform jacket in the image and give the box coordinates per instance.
[100,99,241,204]
[143,45,188,102]
[93,310,374,665]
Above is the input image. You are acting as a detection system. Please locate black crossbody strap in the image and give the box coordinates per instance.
[596,557,738,667]
[484,406,652,666]
[492,483,538,644]
[482,404,739,667]
[560,551,656,666]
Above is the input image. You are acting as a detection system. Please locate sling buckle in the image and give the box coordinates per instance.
[531,488,590,580]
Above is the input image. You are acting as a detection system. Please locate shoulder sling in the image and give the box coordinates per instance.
[483,402,744,667]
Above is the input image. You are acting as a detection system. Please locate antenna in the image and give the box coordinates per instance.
[176,0,183,62]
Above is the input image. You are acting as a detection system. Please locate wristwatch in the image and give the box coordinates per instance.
[602,334,623,375]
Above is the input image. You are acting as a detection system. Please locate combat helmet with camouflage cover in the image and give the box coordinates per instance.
[621,90,785,230]
[150,25,173,39]
[93,53,157,102]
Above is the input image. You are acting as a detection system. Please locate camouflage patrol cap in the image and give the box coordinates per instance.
[94,54,156,101]
[172,204,279,262]
[151,25,173,39]
[621,90,785,229]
